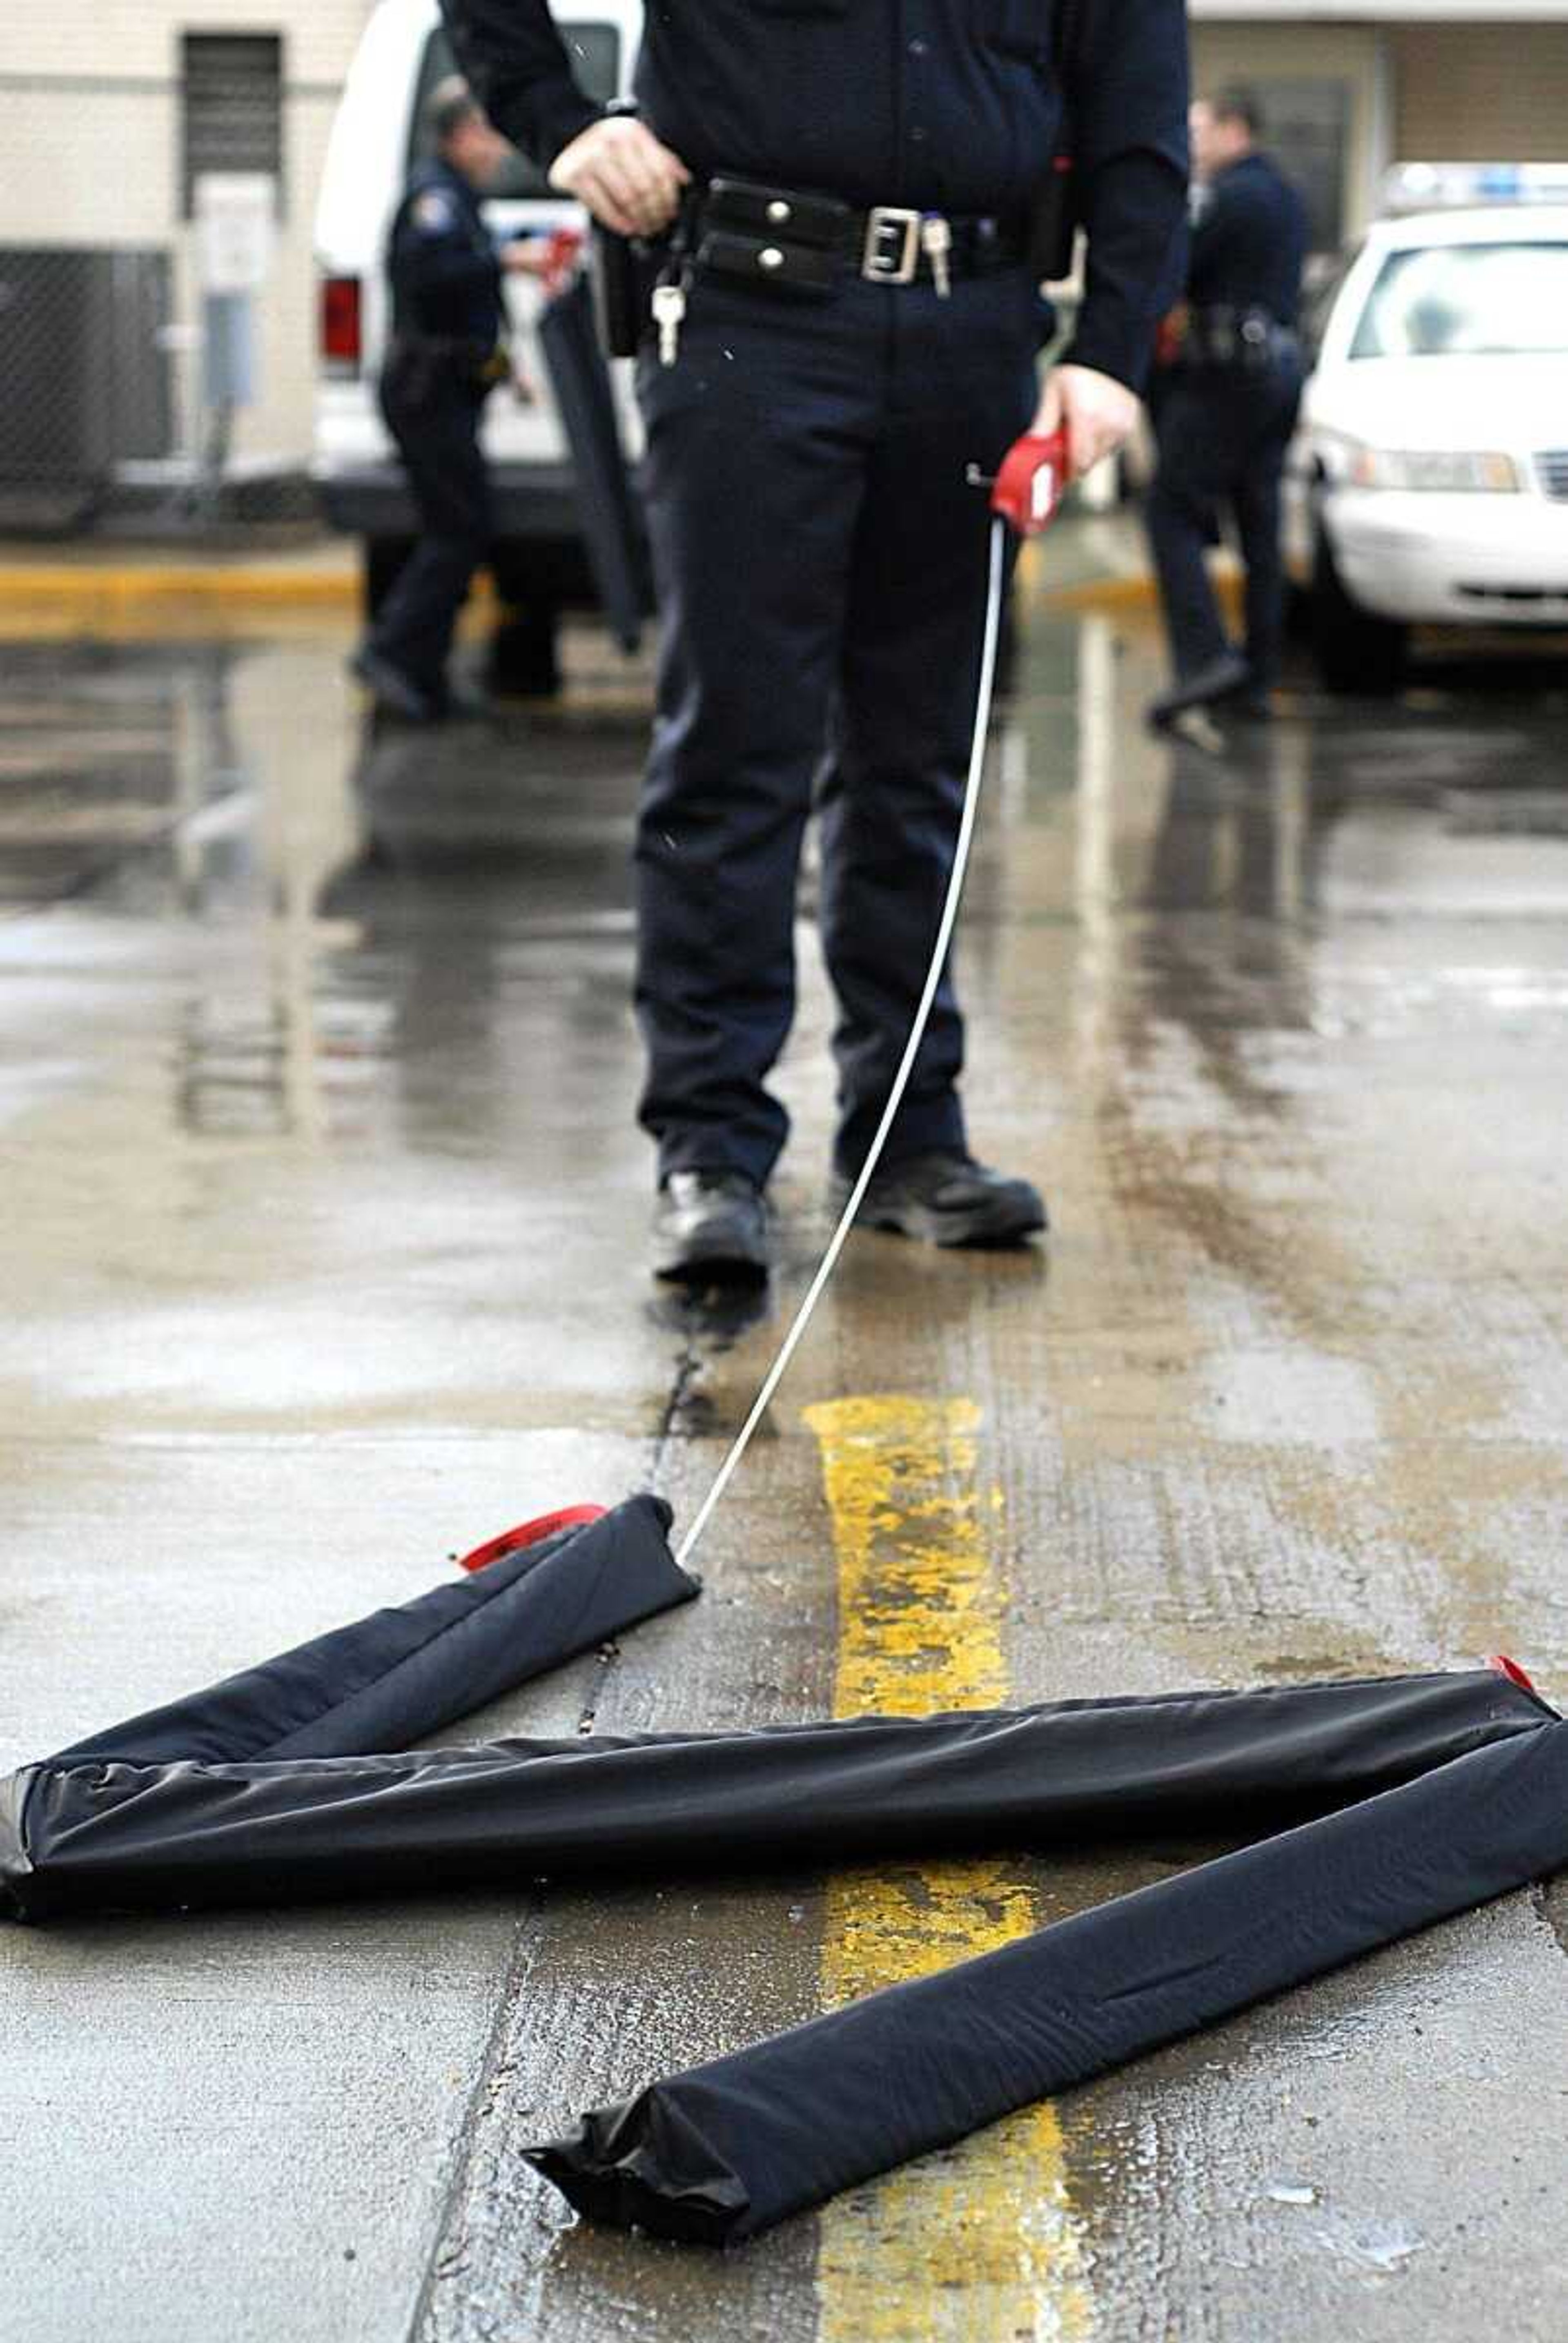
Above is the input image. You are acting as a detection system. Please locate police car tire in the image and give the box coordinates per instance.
[1310,528,1408,697]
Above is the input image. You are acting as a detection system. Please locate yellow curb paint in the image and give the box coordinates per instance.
[804,1395,1091,2343]
[0,568,501,617]
[0,566,357,610]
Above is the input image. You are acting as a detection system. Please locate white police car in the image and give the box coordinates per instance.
[1284,166,1568,691]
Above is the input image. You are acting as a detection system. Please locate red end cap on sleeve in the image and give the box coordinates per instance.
[457,1504,608,1574]
[1487,1654,1539,1694]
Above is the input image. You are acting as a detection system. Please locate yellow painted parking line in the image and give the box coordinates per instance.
[804,1395,1091,2343]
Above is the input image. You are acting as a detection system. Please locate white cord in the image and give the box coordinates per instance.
[675,514,1009,1571]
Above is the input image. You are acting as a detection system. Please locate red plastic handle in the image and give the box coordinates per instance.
[540,225,584,296]
[456,1503,607,1574]
[991,426,1071,537]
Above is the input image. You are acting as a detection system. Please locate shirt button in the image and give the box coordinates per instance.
[909,37,928,57]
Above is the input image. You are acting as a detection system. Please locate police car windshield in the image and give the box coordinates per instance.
[410,26,621,198]
[1352,241,1568,358]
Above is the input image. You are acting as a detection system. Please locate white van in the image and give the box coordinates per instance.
[312,0,643,650]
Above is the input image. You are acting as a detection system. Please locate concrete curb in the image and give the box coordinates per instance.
[0,559,1202,622]
[0,548,1218,623]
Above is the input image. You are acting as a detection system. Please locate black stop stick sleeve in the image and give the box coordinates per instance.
[524,1719,1568,2246]
[2,1666,1549,1923]
[43,1495,690,1770]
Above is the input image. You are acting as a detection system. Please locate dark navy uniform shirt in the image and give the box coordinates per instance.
[388,156,505,343]
[439,0,1189,389]
[1188,151,1310,330]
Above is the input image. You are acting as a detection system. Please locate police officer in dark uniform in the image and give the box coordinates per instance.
[441,0,1189,1278]
[352,78,543,724]
[1145,89,1310,727]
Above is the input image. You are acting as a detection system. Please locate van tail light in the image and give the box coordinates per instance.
[320,275,362,377]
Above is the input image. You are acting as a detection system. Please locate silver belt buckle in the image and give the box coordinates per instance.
[862,205,922,285]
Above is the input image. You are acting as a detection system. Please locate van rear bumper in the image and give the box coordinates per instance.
[315,461,585,541]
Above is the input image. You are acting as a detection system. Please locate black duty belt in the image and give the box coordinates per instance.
[686,177,1027,296]
[1184,305,1300,371]
[387,332,508,384]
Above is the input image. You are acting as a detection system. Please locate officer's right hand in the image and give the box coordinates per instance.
[549,117,690,240]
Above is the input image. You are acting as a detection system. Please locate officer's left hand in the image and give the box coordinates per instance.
[1033,366,1140,477]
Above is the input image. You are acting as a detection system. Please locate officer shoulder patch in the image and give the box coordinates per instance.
[412,189,458,233]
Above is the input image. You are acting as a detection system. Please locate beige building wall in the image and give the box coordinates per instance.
[1192,11,1568,242]
[1390,22,1568,159]
[4,4,373,470]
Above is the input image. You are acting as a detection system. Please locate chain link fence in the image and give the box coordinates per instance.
[0,34,350,539]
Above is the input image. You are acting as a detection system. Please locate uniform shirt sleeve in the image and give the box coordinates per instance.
[1187,175,1250,307]
[438,0,600,170]
[1058,0,1192,392]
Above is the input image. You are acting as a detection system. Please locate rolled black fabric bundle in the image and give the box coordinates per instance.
[55,1495,689,1768]
[526,1719,1568,2245]
[0,1494,697,1921]
[4,1661,1548,1922]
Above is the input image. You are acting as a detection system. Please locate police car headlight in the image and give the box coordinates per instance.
[1348,448,1521,494]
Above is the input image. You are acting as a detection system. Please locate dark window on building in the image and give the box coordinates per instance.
[180,33,284,219]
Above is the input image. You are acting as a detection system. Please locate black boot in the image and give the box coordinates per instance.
[1147,650,1251,732]
[835,1151,1047,1249]
[651,1171,771,1282]
[350,645,441,724]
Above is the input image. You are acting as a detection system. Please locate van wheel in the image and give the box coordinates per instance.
[362,537,414,620]
[1310,529,1408,695]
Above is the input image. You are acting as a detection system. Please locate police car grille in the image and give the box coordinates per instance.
[1537,451,1568,500]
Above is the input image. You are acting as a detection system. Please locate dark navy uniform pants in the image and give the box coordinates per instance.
[634,267,1041,1187]
[1145,360,1304,690]
[371,357,492,700]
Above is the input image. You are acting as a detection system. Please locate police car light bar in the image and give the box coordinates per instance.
[1383,161,1568,215]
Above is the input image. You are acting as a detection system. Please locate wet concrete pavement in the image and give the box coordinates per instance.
[1,570,1566,2342]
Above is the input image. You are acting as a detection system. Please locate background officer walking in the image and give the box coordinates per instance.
[353,78,543,724]
[1145,89,1311,728]
[442,0,1189,1279]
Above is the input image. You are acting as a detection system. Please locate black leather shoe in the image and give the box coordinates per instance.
[350,646,441,724]
[835,1151,1047,1249]
[1147,651,1251,731]
[651,1170,771,1283]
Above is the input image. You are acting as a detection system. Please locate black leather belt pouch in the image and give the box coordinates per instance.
[705,178,851,244]
[695,177,851,297]
[694,227,837,293]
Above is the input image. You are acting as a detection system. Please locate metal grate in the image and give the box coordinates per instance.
[1536,450,1568,500]
[0,248,174,524]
